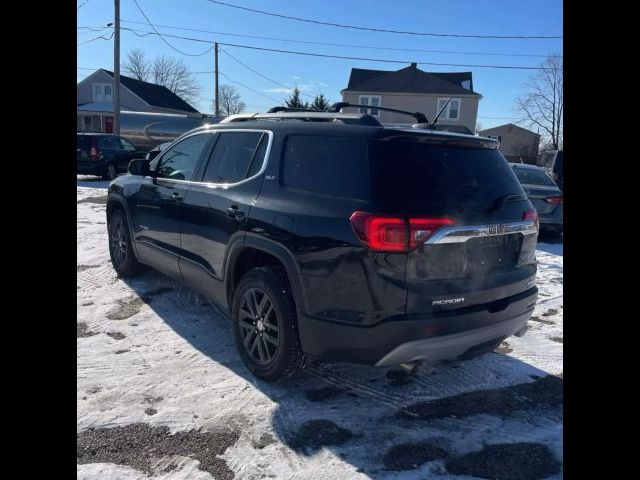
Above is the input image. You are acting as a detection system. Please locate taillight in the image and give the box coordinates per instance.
[350,211,454,252]
[523,209,539,230]
[545,196,563,204]
[90,147,99,159]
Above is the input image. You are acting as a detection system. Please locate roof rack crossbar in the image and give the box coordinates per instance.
[327,102,429,124]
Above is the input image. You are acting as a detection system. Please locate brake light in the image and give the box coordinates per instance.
[350,211,454,252]
[523,209,539,230]
[545,196,563,204]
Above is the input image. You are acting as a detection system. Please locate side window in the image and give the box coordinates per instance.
[98,137,116,149]
[202,132,265,184]
[282,135,369,199]
[155,134,210,181]
[119,138,137,151]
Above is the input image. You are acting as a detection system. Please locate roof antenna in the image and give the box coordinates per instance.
[430,97,452,128]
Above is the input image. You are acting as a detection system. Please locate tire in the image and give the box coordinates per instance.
[103,163,117,181]
[231,266,307,382]
[108,209,141,277]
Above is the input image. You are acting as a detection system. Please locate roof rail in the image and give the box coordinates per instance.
[328,102,429,124]
[266,106,324,113]
[219,111,381,126]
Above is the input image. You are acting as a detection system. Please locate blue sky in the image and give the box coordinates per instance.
[77,0,562,128]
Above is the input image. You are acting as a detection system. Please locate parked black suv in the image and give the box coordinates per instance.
[106,109,539,381]
[77,133,146,180]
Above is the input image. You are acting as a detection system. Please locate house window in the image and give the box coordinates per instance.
[437,97,462,121]
[93,83,113,103]
[358,95,381,116]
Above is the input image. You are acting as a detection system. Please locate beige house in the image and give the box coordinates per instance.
[341,63,482,133]
[479,123,541,164]
[77,69,199,132]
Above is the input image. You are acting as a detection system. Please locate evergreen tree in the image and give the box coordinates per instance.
[284,87,308,108]
[311,93,330,111]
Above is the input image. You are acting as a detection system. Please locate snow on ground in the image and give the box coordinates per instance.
[77,181,563,480]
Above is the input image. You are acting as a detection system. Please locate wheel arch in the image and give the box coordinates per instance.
[224,233,308,316]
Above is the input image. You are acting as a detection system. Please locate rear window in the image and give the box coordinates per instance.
[513,167,557,187]
[283,135,368,198]
[369,139,523,207]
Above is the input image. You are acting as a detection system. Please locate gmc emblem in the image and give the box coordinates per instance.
[484,225,506,235]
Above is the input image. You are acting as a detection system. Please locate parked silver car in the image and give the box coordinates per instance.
[510,163,563,237]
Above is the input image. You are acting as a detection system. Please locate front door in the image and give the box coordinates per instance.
[131,132,213,279]
[179,130,271,304]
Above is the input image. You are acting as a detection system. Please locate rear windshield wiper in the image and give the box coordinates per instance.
[489,194,526,212]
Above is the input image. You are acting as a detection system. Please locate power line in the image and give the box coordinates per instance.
[118,20,560,59]
[218,72,281,103]
[77,0,90,10]
[220,48,316,99]
[116,27,558,71]
[204,0,562,39]
[77,32,114,46]
[131,0,214,57]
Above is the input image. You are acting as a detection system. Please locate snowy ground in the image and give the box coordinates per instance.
[77,179,563,480]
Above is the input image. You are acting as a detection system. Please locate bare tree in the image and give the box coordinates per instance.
[216,84,246,116]
[515,55,563,149]
[123,48,149,81]
[122,49,201,106]
[475,121,484,134]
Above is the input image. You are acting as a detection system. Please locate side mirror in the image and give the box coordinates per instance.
[128,158,152,176]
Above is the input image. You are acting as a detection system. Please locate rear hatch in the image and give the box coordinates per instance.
[367,132,538,315]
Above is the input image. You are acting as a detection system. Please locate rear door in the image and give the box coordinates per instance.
[178,129,271,303]
[368,136,538,314]
[131,132,213,279]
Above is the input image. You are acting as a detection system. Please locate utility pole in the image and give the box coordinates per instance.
[214,42,219,117]
[113,0,121,135]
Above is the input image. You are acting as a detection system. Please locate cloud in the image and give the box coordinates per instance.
[263,88,294,94]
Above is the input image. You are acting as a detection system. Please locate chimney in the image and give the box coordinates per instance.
[410,62,417,68]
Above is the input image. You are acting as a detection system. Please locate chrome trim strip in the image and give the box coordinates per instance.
[425,220,537,245]
[147,129,274,190]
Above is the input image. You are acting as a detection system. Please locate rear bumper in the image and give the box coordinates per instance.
[375,312,528,366]
[297,287,537,366]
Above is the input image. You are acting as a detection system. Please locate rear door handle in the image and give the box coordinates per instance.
[170,192,183,202]
[226,206,245,218]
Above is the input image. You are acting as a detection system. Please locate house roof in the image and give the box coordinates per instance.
[479,123,541,137]
[77,102,114,112]
[342,64,480,96]
[101,69,199,113]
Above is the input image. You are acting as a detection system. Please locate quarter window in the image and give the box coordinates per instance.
[202,132,266,184]
[282,135,369,199]
[154,134,210,181]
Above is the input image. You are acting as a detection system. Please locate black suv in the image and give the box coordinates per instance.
[106,109,539,381]
[77,133,146,180]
